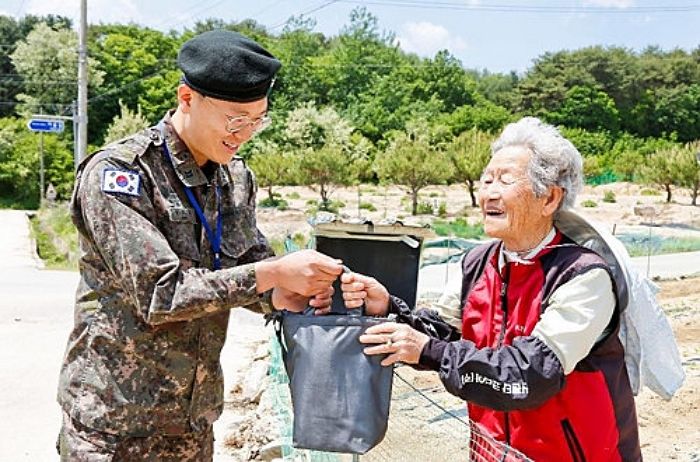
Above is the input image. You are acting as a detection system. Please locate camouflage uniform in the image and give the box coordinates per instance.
[57,112,274,459]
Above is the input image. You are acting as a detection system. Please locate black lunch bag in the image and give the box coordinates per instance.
[275,307,394,454]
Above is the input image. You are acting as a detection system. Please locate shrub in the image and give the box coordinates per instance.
[414,201,434,215]
[438,202,448,218]
[640,188,661,196]
[581,199,598,207]
[602,190,616,203]
[359,202,377,211]
[287,191,301,199]
[259,194,288,209]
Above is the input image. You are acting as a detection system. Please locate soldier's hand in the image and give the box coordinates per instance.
[256,249,342,297]
[272,285,334,313]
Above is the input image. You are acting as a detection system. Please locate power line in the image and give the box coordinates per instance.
[339,0,700,14]
[269,0,342,30]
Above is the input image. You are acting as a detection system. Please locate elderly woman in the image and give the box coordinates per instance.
[341,117,641,461]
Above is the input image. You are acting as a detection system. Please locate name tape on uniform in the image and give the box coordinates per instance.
[102,168,141,196]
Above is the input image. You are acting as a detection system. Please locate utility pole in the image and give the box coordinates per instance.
[77,0,88,164]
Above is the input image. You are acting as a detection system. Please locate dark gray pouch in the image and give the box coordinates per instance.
[276,309,393,454]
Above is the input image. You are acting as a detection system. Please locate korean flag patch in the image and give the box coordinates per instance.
[101,168,141,196]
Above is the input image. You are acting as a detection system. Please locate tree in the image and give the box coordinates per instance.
[374,120,452,215]
[247,141,298,205]
[88,24,179,143]
[447,129,492,207]
[11,22,104,116]
[641,147,682,203]
[675,142,700,206]
[0,14,72,117]
[0,117,73,208]
[285,103,364,210]
[546,85,620,133]
[103,100,150,144]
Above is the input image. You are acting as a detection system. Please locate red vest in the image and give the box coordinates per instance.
[461,233,640,462]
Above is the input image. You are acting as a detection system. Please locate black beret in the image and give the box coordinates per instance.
[178,30,281,102]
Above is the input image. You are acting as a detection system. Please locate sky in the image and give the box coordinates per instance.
[2,0,699,74]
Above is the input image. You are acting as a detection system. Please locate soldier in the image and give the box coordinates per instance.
[57,30,342,461]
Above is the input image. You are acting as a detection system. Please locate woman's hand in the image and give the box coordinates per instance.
[359,322,430,367]
[340,271,390,316]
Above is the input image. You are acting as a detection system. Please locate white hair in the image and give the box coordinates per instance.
[491,117,583,210]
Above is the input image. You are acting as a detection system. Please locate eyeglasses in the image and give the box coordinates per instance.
[203,97,272,135]
[224,114,272,135]
[479,171,529,190]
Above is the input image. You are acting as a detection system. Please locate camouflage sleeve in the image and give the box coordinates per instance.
[76,158,273,326]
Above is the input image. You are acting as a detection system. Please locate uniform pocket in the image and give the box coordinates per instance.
[163,206,200,263]
[220,205,261,260]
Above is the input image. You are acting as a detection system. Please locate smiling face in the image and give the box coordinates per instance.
[172,84,268,166]
[479,145,563,251]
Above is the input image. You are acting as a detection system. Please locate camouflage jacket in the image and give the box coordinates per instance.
[58,113,274,436]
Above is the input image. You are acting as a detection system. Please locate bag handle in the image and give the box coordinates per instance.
[331,265,365,316]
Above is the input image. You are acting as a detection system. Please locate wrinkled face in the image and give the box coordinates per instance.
[179,87,268,165]
[478,145,552,250]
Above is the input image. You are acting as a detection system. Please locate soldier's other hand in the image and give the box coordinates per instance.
[271,285,333,312]
[309,285,334,315]
[260,249,342,297]
[340,271,390,317]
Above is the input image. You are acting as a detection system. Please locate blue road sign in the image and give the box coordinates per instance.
[27,118,65,133]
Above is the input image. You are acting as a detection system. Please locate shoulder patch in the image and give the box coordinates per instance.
[101,168,141,196]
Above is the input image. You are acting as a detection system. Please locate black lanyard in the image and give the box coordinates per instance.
[159,126,222,270]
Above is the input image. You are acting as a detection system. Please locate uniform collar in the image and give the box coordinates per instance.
[160,111,208,187]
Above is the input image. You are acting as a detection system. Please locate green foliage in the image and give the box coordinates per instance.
[12,22,104,116]
[374,120,452,215]
[641,147,683,203]
[581,199,598,207]
[29,203,79,269]
[673,141,700,205]
[640,188,661,196]
[0,117,74,208]
[103,100,150,144]
[437,201,448,218]
[0,14,72,117]
[3,13,700,207]
[617,233,700,257]
[286,104,364,208]
[258,192,288,209]
[447,128,492,207]
[359,201,377,211]
[286,191,301,199]
[248,140,298,204]
[602,190,617,203]
[546,85,620,132]
[414,201,434,215]
[432,218,484,239]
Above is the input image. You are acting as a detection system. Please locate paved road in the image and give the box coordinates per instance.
[0,210,267,461]
[0,210,77,461]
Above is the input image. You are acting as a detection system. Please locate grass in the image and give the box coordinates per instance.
[617,233,700,257]
[432,218,485,239]
[29,203,79,270]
